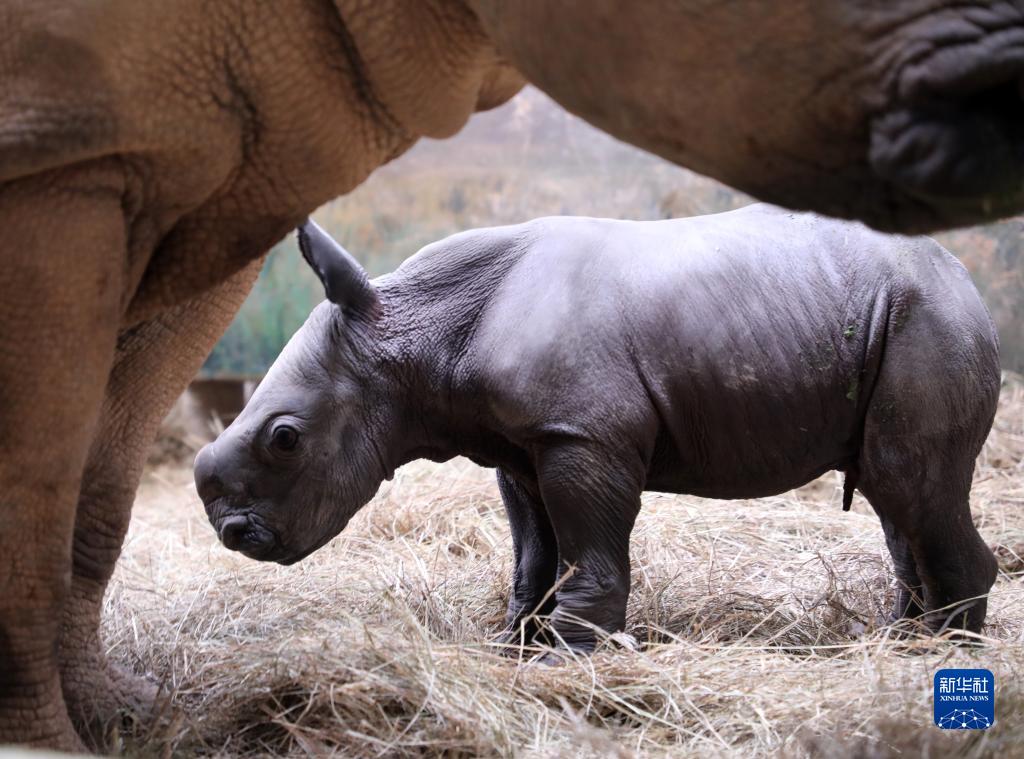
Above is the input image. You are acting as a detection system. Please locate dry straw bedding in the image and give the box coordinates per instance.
[106,379,1024,757]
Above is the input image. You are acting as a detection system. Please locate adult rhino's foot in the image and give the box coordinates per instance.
[0,676,87,753]
[58,590,169,750]
[62,656,168,751]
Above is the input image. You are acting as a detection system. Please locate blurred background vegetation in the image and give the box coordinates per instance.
[203,87,1023,375]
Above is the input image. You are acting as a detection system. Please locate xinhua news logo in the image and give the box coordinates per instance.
[933,669,994,730]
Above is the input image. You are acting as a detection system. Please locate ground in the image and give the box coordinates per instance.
[102,379,1024,757]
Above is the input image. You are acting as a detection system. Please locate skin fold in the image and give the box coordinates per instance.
[196,206,1001,657]
[1,0,1021,749]
[469,0,1024,231]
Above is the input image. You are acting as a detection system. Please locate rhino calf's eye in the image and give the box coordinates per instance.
[270,424,299,453]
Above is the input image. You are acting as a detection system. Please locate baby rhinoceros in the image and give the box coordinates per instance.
[195,204,1000,652]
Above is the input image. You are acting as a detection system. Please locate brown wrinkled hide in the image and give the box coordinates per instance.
[470,0,1024,230]
[0,1,520,749]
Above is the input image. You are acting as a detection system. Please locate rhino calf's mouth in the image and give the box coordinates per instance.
[200,491,283,562]
[214,514,278,559]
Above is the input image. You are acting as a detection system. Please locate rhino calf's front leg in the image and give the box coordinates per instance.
[534,443,644,654]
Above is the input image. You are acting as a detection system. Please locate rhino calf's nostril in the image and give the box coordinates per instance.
[219,515,251,550]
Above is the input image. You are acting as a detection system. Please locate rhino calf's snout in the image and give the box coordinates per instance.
[195,442,273,555]
[193,443,223,504]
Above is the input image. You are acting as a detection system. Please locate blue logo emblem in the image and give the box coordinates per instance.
[934,669,994,729]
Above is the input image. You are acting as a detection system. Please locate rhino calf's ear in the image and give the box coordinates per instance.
[296,219,378,314]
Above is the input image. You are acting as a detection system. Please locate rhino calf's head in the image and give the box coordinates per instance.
[194,221,392,564]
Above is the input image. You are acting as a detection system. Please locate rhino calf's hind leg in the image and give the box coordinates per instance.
[873,515,925,623]
[0,166,125,750]
[858,390,998,634]
[907,482,997,635]
[495,469,558,645]
[60,262,261,749]
[856,293,1000,636]
[862,467,997,635]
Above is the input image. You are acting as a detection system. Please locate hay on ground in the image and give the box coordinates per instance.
[107,377,1024,756]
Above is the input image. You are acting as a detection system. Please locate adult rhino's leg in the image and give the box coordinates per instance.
[59,261,261,748]
[534,443,643,654]
[0,165,124,750]
[495,469,558,645]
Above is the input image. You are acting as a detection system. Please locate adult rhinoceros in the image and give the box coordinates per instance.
[2,0,1022,751]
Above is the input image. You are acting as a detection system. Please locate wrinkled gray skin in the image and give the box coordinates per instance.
[196,206,1001,652]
